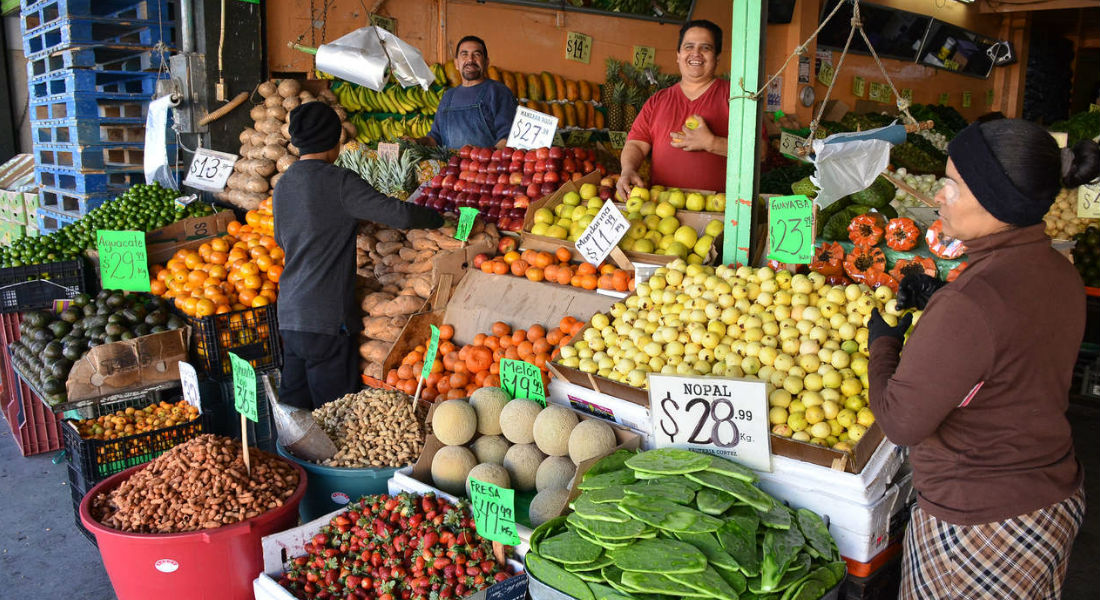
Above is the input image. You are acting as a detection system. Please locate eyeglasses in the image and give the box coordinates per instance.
[938,179,960,205]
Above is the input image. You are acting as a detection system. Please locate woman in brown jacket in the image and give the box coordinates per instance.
[867,119,1098,599]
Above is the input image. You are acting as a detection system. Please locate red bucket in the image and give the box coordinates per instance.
[79,460,307,600]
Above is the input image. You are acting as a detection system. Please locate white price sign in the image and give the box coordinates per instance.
[575,199,630,265]
[779,131,809,161]
[178,361,201,409]
[1079,182,1100,219]
[183,148,238,192]
[648,374,772,472]
[507,106,559,151]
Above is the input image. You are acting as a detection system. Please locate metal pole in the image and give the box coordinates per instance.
[723,1,766,266]
[181,0,195,54]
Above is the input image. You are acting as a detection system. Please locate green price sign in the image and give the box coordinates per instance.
[229,352,257,423]
[1089,103,1099,113]
[553,132,565,146]
[962,91,972,108]
[608,131,628,149]
[469,478,520,545]
[633,45,655,69]
[455,207,479,241]
[565,31,592,64]
[767,195,814,264]
[499,358,546,406]
[817,62,835,86]
[567,130,591,145]
[97,230,151,292]
[421,325,441,380]
[852,76,866,97]
[370,14,397,34]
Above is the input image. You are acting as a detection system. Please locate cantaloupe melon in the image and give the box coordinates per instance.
[465,463,511,496]
[431,445,477,496]
[469,387,509,435]
[536,455,576,492]
[499,399,543,444]
[533,405,579,456]
[431,399,477,446]
[529,487,570,527]
[470,434,510,465]
[502,443,545,491]
[568,419,617,465]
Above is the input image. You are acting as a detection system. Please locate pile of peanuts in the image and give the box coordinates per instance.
[312,388,424,468]
[90,435,299,533]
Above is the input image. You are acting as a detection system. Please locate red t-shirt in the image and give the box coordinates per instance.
[627,79,729,192]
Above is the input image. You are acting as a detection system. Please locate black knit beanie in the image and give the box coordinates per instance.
[289,101,342,155]
[947,122,1050,227]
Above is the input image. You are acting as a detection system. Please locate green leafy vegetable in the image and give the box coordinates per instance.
[686,471,775,512]
[760,525,806,592]
[541,530,606,565]
[626,448,712,475]
[527,553,596,600]
[612,539,708,574]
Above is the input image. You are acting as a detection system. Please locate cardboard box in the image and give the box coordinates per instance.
[65,328,189,403]
[145,211,237,264]
[254,506,528,600]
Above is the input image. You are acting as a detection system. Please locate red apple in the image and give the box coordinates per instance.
[583,160,595,173]
[443,166,458,177]
[501,198,515,211]
[496,174,509,185]
[459,145,474,159]
[524,150,537,163]
[513,195,530,209]
[442,175,457,190]
[430,174,445,188]
[508,172,523,185]
[504,218,523,232]
[546,158,561,172]
[512,149,526,162]
[501,147,514,161]
[571,147,586,161]
[507,161,522,173]
[491,149,503,162]
[459,158,470,171]
[526,183,540,198]
[586,149,597,162]
[521,174,533,186]
[448,155,462,167]
[598,186,614,200]
[571,172,583,182]
[487,160,500,173]
[492,183,506,196]
[562,158,577,173]
[479,147,493,161]
[536,147,551,160]
[473,253,490,268]
[549,146,564,160]
[544,171,560,184]
[523,162,536,175]
[533,172,544,185]
[539,182,556,196]
[498,236,517,254]
[534,159,547,173]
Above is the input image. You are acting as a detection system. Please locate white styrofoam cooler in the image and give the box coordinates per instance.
[756,437,907,504]
[547,380,653,447]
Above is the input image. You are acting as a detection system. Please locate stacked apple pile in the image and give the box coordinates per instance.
[417,145,603,232]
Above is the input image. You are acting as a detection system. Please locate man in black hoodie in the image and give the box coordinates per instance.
[274,102,443,409]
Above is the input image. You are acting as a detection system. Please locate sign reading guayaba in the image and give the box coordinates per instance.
[648,373,772,472]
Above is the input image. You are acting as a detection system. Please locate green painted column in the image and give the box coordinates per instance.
[723,1,765,266]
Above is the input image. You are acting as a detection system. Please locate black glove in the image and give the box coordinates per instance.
[896,273,946,311]
[868,308,913,348]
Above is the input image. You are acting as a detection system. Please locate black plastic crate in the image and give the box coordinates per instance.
[185,304,281,379]
[62,404,208,486]
[0,259,86,313]
[68,466,98,546]
[207,374,277,453]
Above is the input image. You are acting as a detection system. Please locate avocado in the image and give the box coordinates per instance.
[48,321,71,338]
[42,377,64,395]
[59,308,81,324]
[105,293,126,309]
[69,323,84,338]
[82,304,97,317]
[85,326,106,342]
[107,313,125,325]
[49,358,72,379]
[86,338,102,349]
[84,315,108,329]
[166,316,185,330]
[95,290,112,303]
[119,331,136,341]
[61,342,85,362]
[46,393,67,407]
[133,323,152,337]
[104,322,125,337]
[41,341,63,360]
[150,325,167,334]
[24,311,51,329]
[32,328,55,343]
[96,305,111,316]
[104,334,121,344]
[71,293,90,307]
[145,310,168,326]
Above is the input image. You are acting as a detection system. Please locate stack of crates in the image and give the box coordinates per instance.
[20,0,178,233]
[0,155,39,243]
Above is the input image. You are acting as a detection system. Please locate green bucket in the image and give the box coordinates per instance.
[276,443,403,521]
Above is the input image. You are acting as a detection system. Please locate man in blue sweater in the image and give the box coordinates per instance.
[414,36,517,149]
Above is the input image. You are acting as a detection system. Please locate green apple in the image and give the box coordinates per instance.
[657,216,680,235]
[663,241,689,258]
[534,208,555,224]
[562,191,581,206]
[655,201,677,219]
[705,193,726,212]
[644,230,664,245]
[639,202,657,217]
[626,222,647,240]
[587,197,603,209]
[631,238,656,253]
[642,214,661,230]
[624,195,644,213]
[673,225,698,248]
[629,186,650,201]
[693,234,714,257]
[650,185,665,194]
[658,235,675,250]
[531,222,549,236]
[546,225,569,239]
[685,193,706,211]
[704,219,724,238]
[579,183,598,200]
[668,190,686,209]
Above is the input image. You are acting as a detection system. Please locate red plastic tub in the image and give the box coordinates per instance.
[79,459,307,600]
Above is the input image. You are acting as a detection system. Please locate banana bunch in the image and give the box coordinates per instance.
[348,113,433,144]
[320,64,448,87]
[333,81,444,115]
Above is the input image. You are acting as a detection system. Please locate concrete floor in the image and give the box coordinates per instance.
[0,401,1097,600]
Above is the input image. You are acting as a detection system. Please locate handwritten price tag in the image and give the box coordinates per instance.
[499,359,546,406]
[421,325,441,380]
[938,92,949,106]
[962,91,972,108]
[469,479,520,545]
[779,131,809,162]
[179,361,201,409]
[608,131,628,149]
[183,148,237,192]
[575,200,630,266]
[868,82,891,103]
[370,13,397,34]
[1078,183,1100,219]
[767,195,814,264]
[567,130,591,146]
[507,106,559,151]
[817,62,835,86]
[377,142,400,162]
[648,374,771,471]
[633,45,655,69]
[229,352,257,423]
[455,207,479,241]
[565,31,592,64]
[97,230,151,292]
[852,76,866,98]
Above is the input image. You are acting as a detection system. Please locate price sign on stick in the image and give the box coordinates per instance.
[97,230,151,292]
[648,374,772,472]
[469,479,521,545]
[633,46,655,69]
[230,352,258,422]
[179,361,201,409]
[421,325,441,380]
[767,195,814,264]
[455,207,479,241]
[507,107,559,150]
[565,31,593,64]
[567,130,591,145]
[499,359,546,406]
[183,148,237,192]
[1079,183,1100,219]
[575,200,630,266]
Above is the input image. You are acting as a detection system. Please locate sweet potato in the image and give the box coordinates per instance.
[359,341,390,363]
[239,128,258,145]
[373,295,424,317]
[376,241,403,256]
[258,81,278,98]
[408,275,433,299]
[264,132,288,146]
[361,292,394,314]
[243,176,269,194]
[393,261,433,274]
[375,229,404,243]
[277,79,302,98]
[276,154,297,173]
[266,106,288,121]
[262,144,286,161]
[283,96,301,112]
[264,95,283,109]
[270,172,283,189]
[362,316,406,342]
[250,158,276,178]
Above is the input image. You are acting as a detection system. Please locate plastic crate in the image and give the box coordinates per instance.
[207,375,276,452]
[67,464,98,546]
[62,406,208,486]
[185,304,282,379]
[27,43,167,77]
[22,16,177,59]
[33,142,173,171]
[21,0,176,32]
[0,259,85,313]
[36,167,144,196]
[35,205,81,233]
[29,68,163,98]
[31,92,149,122]
[2,364,65,456]
[32,115,147,145]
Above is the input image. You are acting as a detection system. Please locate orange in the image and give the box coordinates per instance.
[171,270,188,285]
[480,260,495,274]
[266,265,282,283]
[238,262,259,277]
[208,251,228,265]
[208,264,228,280]
[156,269,171,283]
[521,249,538,264]
[555,247,572,263]
[612,270,631,292]
[183,252,204,270]
[439,324,455,340]
[194,299,216,317]
[238,289,258,306]
[187,270,208,287]
[210,238,230,253]
[533,252,554,269]
[259,236,278,251]
[502,251,521,265]
[491,260,508,276]
[249,246,268,260]
[525,266,544,282]
[243,274,263,289]
[255,255,273,272]
[251,295,270,308]
[150,279,167,296]
[260,288,278,302]
[580,274,598,290]
[527,324,546,340]
[198,243,213,261]
[576,262,597,277]
[510,259,529,277]
[166,258,186,273]
[226,221,242,236]
[491,321,512,337]
[555,267,573,286]
[215,304,231,314]
[269,247,285,261]
[180,297,199,316]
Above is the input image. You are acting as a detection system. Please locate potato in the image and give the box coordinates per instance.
[276,154,297,173]
[239,127,257,145]
[243,176,269,194]
[288,143,300,156]
[258,80,278,98]
[283,96,301,112]
[277,79,302,98]
[299,91,317,103]
[280,122,292,139]
[264,132,288,146]
[359,340,390,363]
[361,292,395,313]
[393,261,432,274]
[376,241,403,256]
[270,172,282,190]
[264,95,282,109]
[233,159,251,174]
[362,316,406,341]
[262,144,286,161]
[250,158,276,178]
[375,229,404,243]
[266,106,287,121]
[250,129,267,147]
[375,295,425,317]
[249,105,267,121]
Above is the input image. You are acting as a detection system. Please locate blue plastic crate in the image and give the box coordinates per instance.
[37,186,116,216]
[31,116,146,146]
[22,16,177,59]
[33,142,175,170]
[30,91,150,121]
[29,67,163,98]
[35,166,145,196]
[26,44,167,78]
[21,0,176,31]
[35,205,82,234]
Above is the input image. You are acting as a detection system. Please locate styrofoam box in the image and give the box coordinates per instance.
[547,380,654,447]
[389,467,534,556]
[755,437,906,505]
[253,504,528,600]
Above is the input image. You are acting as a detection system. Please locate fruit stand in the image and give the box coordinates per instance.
[2,1,1097,600]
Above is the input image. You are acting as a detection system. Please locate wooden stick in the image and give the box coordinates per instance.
[412,374,425,411]
[241,412,251,478]
[492,541,507,565]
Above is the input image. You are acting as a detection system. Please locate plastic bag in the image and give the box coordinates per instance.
[811,123,907,209]
[315,26,433,92]
[262,376,338,462]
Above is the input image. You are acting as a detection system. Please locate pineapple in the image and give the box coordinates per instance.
[623,86,644,129]
[608,82,627,131]
[602,58,622,111]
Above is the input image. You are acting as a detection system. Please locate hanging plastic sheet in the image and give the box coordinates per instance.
[810,123,908,208]
[315,26,434,92]
[144,95,178,190]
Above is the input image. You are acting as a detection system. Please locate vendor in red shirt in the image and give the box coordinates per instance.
[617,19,729,200]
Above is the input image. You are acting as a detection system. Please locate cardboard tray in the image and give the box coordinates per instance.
[85,211,236,270]
[547,319,884,474]
[65,327,189,404]
[254,506,528,600]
